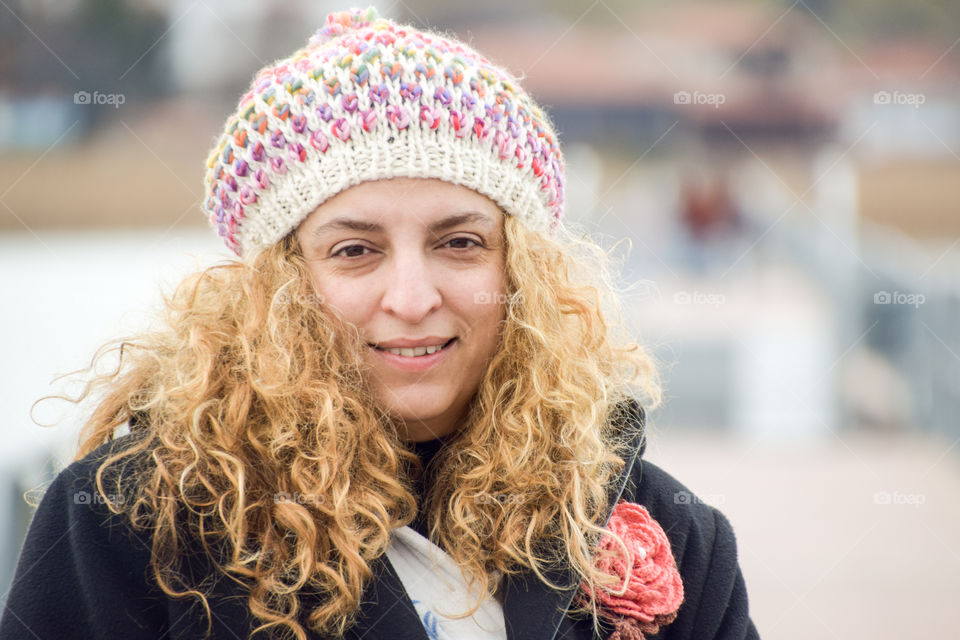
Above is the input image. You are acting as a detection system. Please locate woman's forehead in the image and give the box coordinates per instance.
[302,178,504,233]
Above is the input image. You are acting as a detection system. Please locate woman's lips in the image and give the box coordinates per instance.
[371,337,456,354]
[368,337,457,372]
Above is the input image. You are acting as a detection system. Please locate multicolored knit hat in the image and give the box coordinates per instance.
[203,7,565,257]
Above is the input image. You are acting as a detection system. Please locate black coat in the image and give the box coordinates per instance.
[0,403,760,639]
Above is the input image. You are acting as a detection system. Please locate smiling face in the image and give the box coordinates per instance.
[295,178,507,442]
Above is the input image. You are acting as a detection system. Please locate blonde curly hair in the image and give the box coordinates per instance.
[57,213,661,639]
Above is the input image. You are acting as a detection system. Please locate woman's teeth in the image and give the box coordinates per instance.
[375,340,451,357]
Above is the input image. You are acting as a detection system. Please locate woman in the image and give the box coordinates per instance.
[0,8,758,640]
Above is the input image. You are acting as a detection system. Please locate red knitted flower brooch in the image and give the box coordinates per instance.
[579,501,684,640]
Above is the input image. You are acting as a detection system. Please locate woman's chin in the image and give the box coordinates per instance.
[375,391,463,439]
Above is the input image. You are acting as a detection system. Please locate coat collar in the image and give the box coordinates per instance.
[343,399,647,640]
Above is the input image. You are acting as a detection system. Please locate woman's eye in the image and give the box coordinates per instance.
[444,237,481,250]
[332,244,372,258]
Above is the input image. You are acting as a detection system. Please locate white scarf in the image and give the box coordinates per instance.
[385,526,507,640]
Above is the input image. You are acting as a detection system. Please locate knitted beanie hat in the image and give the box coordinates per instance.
[202,7,565,258]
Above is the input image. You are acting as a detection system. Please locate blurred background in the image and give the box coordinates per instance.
[1,0,958,637]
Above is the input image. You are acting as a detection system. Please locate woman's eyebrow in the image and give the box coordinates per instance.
[426,211,496,235]
[310,217,382,236]
[310,211,496,237]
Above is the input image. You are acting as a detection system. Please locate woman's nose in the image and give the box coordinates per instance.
[379,251,442,322]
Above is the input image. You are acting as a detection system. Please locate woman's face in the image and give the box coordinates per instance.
[296,178,507,442]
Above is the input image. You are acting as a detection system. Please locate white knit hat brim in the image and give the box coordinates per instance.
[236,128,552,258]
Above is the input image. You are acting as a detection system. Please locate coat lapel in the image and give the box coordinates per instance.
[342,552,431,640]
[500,400,646,640]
